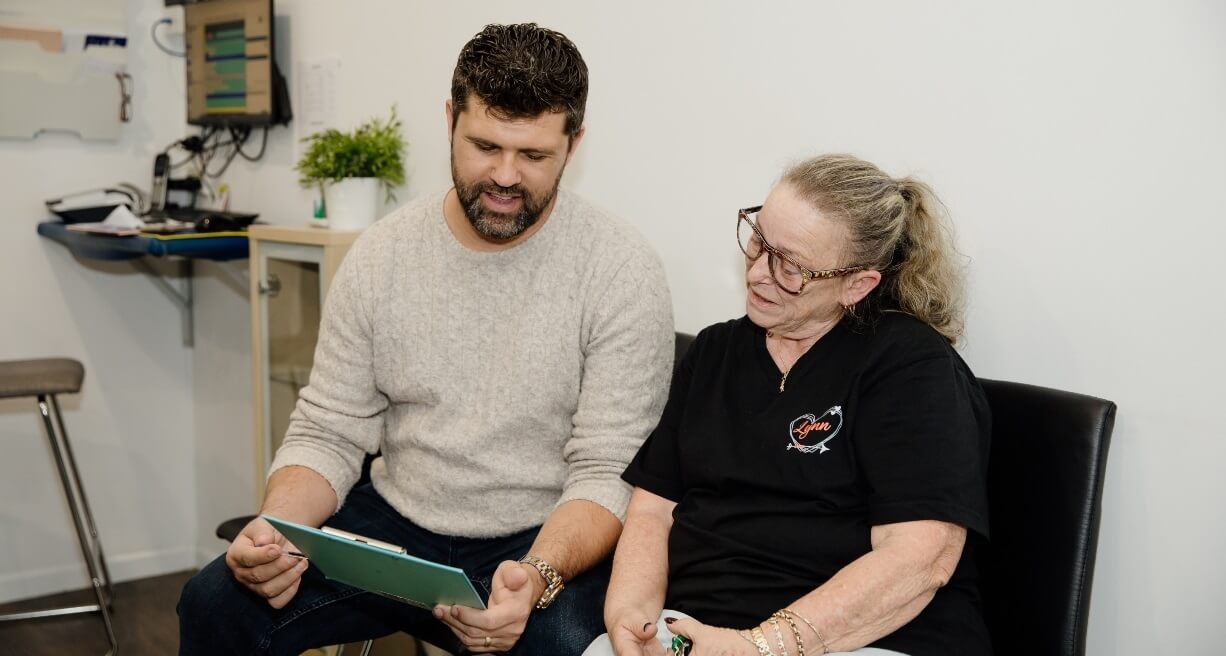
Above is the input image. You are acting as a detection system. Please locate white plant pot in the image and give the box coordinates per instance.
[326,177,379,230]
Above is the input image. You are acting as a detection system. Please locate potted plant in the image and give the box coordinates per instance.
[295,107,406,230]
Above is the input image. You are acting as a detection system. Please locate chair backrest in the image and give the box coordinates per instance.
[977,379,1116,656]
[674,332,695,378]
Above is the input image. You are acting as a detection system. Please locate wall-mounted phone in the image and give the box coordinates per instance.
[150,152,170,213]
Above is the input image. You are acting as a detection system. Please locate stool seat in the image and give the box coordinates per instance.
[0,358,84,399]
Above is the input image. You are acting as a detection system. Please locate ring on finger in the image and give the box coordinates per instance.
[484,636,492,648]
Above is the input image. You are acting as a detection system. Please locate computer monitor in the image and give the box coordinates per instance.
[184,0,289,126]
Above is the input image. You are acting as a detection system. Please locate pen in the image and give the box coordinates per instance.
[287,551,308,559]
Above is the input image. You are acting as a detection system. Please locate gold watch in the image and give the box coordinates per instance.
[518,555,564,609]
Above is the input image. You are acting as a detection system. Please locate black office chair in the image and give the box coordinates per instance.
[673,332,694,375]
[978,379,1116,656]
[668,338,1116,654]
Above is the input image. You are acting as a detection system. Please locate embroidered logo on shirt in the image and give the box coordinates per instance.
[787,406,844,454]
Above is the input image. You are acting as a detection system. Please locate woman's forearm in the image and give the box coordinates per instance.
[604,488,675,628]
[785,520,966,653]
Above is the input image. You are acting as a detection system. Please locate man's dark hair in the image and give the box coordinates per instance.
[451,23,588,138]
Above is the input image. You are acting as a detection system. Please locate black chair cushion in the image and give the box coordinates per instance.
[0,358,84,399]
[674,332,694,379]
[215,515,257,542]
[978,379,1116,656]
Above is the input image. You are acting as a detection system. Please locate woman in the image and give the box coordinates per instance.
[589,155,991,656]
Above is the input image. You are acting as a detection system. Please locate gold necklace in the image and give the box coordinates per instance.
[768,330,791,393]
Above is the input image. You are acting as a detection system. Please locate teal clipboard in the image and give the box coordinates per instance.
[263,515,486,610]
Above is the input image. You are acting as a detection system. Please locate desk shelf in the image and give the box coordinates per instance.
[37,221,250,346]
[36,222,249,261]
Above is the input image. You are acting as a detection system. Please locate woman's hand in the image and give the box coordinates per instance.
[665,617,758,656]
[607,614,669,656]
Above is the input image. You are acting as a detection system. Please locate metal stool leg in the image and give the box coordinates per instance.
[48,394,115,605]
[0,397,117,637]
[0,394,120,655]
[333,638,375,655]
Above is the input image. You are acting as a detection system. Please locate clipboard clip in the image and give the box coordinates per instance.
[320,526,407,555]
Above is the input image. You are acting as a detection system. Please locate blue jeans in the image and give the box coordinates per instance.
[178,484,611,655]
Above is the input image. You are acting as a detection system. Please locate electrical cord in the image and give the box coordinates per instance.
[203,132,244,178]
[165,122,271,181]
[233,126,268,162]
[151,18,185,57]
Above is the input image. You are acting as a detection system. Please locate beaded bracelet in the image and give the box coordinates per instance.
[780,608,829,655]
[771,610,806,656]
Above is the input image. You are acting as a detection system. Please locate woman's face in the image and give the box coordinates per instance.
[744,182,862,337]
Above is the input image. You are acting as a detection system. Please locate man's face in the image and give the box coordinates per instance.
[448,96,581,241]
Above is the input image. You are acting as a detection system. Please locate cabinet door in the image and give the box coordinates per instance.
[257,242,325,480]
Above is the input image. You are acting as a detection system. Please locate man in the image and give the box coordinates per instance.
[178,23,673,655]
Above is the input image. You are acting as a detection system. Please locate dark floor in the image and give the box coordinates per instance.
[0,571,428,655]
[0,569,193,656]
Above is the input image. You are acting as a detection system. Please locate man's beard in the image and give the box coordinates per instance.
[452,161,563,241]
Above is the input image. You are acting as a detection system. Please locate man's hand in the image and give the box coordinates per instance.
[433,559,541,653]
[607,614,668,656]
[224,516,310,609]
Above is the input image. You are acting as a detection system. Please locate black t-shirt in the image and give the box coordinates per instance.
[623,313,992,656]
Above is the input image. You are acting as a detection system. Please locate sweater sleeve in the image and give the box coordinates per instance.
[268,233,387,508]
[559,247,674,521]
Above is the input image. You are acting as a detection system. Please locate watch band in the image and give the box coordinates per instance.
[518,555,564,609]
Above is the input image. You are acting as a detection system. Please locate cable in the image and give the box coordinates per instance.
[233,126,268,162]
[204,136,242,178]
[151,19,185,57]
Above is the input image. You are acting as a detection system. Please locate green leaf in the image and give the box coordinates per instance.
[295,106,407,201]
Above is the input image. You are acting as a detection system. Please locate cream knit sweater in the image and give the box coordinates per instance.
[271,189,673,538]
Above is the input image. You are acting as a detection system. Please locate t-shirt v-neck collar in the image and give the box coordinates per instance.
[749,317,851,391]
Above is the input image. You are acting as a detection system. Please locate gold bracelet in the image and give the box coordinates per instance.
[780,608,828,655]
[771,610,806,656]
[750,626,777,656]
[768,617,789,656]
[739,629,772,656]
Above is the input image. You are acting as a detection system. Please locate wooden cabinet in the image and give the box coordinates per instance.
[248,225,360,504]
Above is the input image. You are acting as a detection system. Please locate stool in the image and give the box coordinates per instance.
[0,358,117,655]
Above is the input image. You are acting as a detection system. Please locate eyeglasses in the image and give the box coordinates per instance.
[737,206,864,295]
[116,73,132,122]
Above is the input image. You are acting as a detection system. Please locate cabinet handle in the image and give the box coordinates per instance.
[259,273,281,297]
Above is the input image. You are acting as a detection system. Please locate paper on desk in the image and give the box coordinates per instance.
[64,206,142,236]
[102,204,142,228]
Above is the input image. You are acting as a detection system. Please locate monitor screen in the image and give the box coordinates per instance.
[184,0,279,126]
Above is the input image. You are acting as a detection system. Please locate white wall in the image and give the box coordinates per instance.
[0,1,200,601]
[2,1,1221,653]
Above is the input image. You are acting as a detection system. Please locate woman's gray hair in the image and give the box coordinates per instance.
[782,154,967,343]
